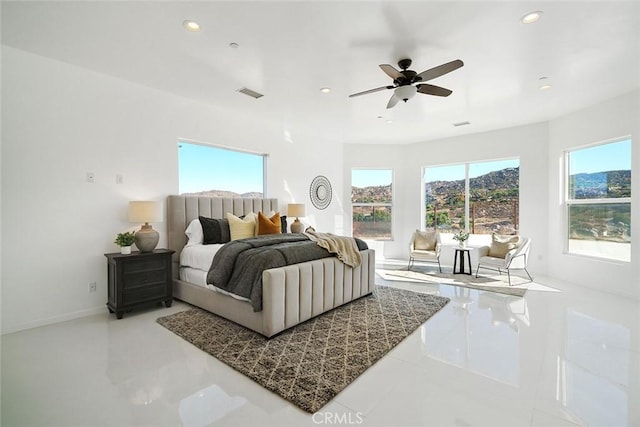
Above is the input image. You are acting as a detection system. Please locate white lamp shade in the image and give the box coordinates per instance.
[394,85,417,101]
[287,203,306,218]
[129,201,162,223]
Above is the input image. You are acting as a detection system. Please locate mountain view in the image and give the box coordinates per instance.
[569,170,631,199]
[568,170,631,242]
[425,167,519,234]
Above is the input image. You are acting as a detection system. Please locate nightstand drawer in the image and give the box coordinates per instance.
[122,269,167,290]
[123,285,167,305]
[122,258,165,274]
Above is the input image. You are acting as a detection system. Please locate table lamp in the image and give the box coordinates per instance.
[129,201,162,252]
[287,203,306,233]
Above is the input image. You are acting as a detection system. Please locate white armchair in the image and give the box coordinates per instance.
[475,236,533,286]
[408,230,442,272]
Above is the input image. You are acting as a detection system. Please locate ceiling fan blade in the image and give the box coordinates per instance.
[380,64,405,80]
[349,85,394,98]
[416,59,464,82]
[417,84,453,97]
[386,94,400,109]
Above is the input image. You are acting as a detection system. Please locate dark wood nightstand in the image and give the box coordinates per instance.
[105,249,175,319]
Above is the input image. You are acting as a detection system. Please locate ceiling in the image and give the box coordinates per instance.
[2,1,639,145]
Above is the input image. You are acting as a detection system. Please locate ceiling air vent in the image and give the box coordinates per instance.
[453,121,471,127]
[236,87,264,99]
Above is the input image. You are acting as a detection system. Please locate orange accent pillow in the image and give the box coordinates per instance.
[257,211,281,235]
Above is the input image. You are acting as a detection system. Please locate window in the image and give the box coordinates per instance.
[178,141,266,197]
[352,169,393,240]
[424,159,519,234]
[566,138,631,261]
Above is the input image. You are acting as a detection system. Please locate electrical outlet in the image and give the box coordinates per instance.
[88,282,97,293]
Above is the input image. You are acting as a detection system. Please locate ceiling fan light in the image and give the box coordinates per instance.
[394,85,417,102]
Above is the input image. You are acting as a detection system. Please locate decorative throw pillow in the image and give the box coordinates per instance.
[280,215,288,234]
[184,219,204,246]
[488,233,520,258]
[413,230,437,251]
[257,211,281,235]
[226,212,256,241]
[250,211,272,236]
[199,216,231,244]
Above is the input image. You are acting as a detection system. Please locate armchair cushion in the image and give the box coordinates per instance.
[489,233,520,258]
[413,230,437,251]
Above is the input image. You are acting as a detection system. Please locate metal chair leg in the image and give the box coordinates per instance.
[524,268,533,282]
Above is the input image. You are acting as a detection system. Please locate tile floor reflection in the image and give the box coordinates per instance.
[2,261,638,427]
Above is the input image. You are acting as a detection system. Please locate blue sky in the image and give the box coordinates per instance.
[569,139,631,174]
[352,169,393,188]
[423,159,520,182]
[180,138,631,192]
[178,142,264,194]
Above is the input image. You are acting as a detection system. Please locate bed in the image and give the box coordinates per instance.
[167,195,376,337]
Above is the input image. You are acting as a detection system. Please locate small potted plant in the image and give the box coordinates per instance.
[114,231,136,254]
[452,230,470,248]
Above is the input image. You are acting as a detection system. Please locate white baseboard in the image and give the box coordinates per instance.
[1,306,106,335]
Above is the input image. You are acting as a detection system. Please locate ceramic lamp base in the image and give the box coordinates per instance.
[135,224,159,252]
[290,218,304,233]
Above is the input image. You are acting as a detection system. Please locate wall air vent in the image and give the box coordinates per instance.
[236,87,264,99]
[453,121,471,127]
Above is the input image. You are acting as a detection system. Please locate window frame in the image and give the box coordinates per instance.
[563,137,632,261]
[351,168,394,241]
[422,157,520,235]
[178,139,267,197]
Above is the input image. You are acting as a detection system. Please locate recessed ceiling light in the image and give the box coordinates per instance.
[521,11,543,24]
[320,87,331,93]
[386,119,393,124]
[229,42,239,49]
[183,20,201,32]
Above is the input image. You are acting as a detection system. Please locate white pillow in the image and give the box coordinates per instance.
[227,212,256,240]
[184,219,204,247]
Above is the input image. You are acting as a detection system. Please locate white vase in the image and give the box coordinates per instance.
[120,246,132,255]
[458,241,466,248]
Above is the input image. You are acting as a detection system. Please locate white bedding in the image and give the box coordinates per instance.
[179,245,251,302]
[180,243,223,271]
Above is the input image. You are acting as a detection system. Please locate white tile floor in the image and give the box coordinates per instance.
[2,261,639,427]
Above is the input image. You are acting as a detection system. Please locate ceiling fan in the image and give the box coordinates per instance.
[349,58,464,109]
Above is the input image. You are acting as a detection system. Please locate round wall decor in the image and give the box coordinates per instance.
[309,175,332,210]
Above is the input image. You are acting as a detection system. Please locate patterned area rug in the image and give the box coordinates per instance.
[156,286,449,413]
[378,268,528,297]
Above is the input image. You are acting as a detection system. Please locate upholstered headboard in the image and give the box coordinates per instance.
[167,196,279,279]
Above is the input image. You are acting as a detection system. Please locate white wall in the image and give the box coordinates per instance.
[344,122,550,275]
[547,90,640,298]
[1,47,345,334]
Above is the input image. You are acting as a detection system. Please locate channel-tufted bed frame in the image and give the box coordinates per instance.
[167,195,376,337]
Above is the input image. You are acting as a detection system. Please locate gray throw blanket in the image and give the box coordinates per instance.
[207,234,368,311]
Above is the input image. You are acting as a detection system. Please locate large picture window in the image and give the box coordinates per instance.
[178,141,266,197]
[566,138,631,261]
[352,169,393,240]
[424,159,519,234]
